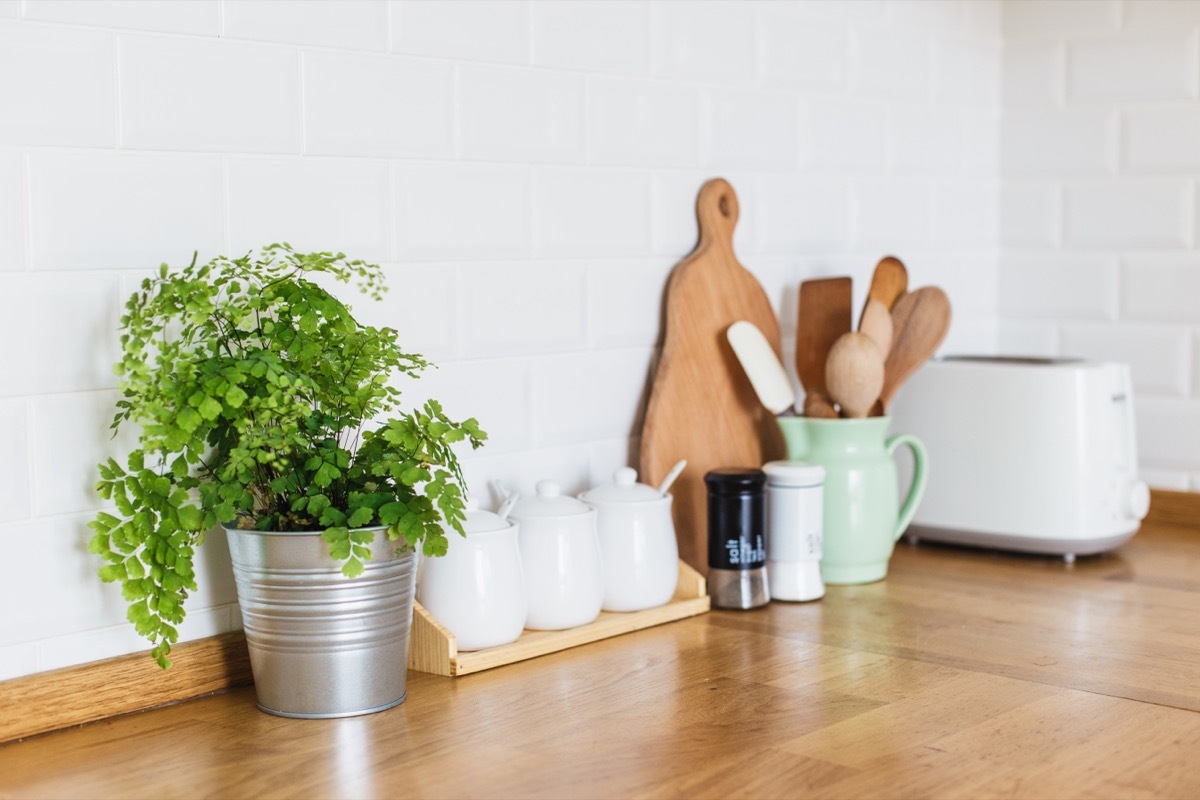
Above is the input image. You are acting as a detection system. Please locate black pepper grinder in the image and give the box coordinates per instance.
[705,468,770,610]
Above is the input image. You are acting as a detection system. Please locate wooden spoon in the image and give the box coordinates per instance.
[859,297,893,358]
[825,332,885,419]
[862,255,908,323]
[796,277,852,418]
[873,286,951,415]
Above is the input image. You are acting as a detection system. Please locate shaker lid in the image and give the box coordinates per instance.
[704,468,766,494]
[462,498,512,533]
[580,467,662,503]
[762,460,825,487]
[509,479,592,518]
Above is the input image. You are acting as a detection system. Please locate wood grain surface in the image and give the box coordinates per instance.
[2,519,1198,799]
[639,178,785,576]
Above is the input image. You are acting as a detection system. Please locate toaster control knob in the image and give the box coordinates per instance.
[1124,480,1151,520]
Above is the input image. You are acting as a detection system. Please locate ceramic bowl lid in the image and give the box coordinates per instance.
[580,467,663,504]
[509,480,592,518]
[462,498,512,533]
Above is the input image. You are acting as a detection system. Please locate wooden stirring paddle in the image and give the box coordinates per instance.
[872,286,951,415]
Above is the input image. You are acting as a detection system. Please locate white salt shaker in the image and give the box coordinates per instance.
[762,460,825,602]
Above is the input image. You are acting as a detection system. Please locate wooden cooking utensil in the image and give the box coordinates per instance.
[862,255,908,322]
[639,178,786,576]
[825,332,886,419]
[873,286,951,415]
[796,277,852,418]
[858,297,894,358]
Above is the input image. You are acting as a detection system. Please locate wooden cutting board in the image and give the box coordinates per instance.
[639,178,786,576]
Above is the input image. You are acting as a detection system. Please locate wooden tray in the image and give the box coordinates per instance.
[408,562,710,677]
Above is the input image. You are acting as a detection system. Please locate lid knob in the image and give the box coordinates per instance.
[535,479,561,498]
[613,467,637,486]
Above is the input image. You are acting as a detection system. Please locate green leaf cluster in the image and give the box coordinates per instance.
[89,244,486,669]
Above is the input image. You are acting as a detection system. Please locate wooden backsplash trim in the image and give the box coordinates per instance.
[0,631,252,745]
[1,488,1195,744]
[1144,488,1200,530]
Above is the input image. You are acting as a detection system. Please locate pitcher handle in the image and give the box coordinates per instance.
[885,433,927,542]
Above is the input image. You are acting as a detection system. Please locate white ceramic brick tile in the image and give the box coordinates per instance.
[37,605,234,673]
[119,35,301,153]
[0,153,22,272]
[798,98,885,174]
[459,261,586,358]
[531,347,655,447]
[1060,323,1189,396]
[1141,468,1190,491]
[961,0,1002,36]
[0,517,130,645]
[1120,254,1200,324]
[23,0,219,34]
[850,179,930,250]
[587,438,640,492]
[915,253,999,318]
[1000,182,1059,248]
[588,77,699,168]
[1069,33,1199,104]
[533,167,651,257]
[849,25,929,101]
[0,24,114,147]
[797,0,885,22]
[1002,42,1065,107]
[650,170,714,257]
[351,263,458,364]
[884,0,965,33]
[459,445,594,502]
[941,316,998,356]
[586,258,673,349]
[458,65,585,164]
[753,175,848,254]
[1002,0,1119,38]
[650,1,755,85]
[226,158,391,262]
[1135,397,1200,467]
[933,38,1000,107]
[397,358,533,456]
[394,163,530,261]
[1123,106,1200,173]
[0,273,121,396]
[703,89,797,170]
[960,108,1001,175]
[28,152,224,271]
[390,0,528,64]
[0,1,17,17]
[1122,0,1200,30]
[931,182,999,249]
[0,399,30,524]
[31,391,140,516]
[886,106,961,174]
[1063,180,1192,249]
[1002,109,1116,176]
[996,320,1060,357]
[532,0,648,75]
[756,7,845,90]
[0,641,36,681]
[224,0,387,50]
[999,254,1117,320]
[303,51,453,158]
[1194,331,1200,398]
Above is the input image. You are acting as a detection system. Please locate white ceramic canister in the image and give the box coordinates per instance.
[762,460,826,602]
[580,467,679,612]
[508,480,604,630]
[416,501,527,651]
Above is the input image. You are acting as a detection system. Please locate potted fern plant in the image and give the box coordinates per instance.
[88,244,486,718]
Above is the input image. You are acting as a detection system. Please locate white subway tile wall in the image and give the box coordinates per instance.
[1000,2,1200,491]
[7,0,1196,678]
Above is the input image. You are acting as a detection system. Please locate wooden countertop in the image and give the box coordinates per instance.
[2,521,1199,799]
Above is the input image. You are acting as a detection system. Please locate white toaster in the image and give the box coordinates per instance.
[888,356,1150,561]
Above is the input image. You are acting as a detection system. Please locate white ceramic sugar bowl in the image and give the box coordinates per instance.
[416,500,527,651]
[580,466,680,613]
[508,480,604,631]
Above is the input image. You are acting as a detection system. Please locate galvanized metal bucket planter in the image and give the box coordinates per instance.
[224,525,416,719]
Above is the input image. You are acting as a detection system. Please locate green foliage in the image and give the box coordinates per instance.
[89,244,486,669]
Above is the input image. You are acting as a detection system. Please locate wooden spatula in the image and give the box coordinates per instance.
[796,277,852,418]
[874,286,951,415]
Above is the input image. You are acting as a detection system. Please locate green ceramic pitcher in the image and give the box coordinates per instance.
[777,416,927,584]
